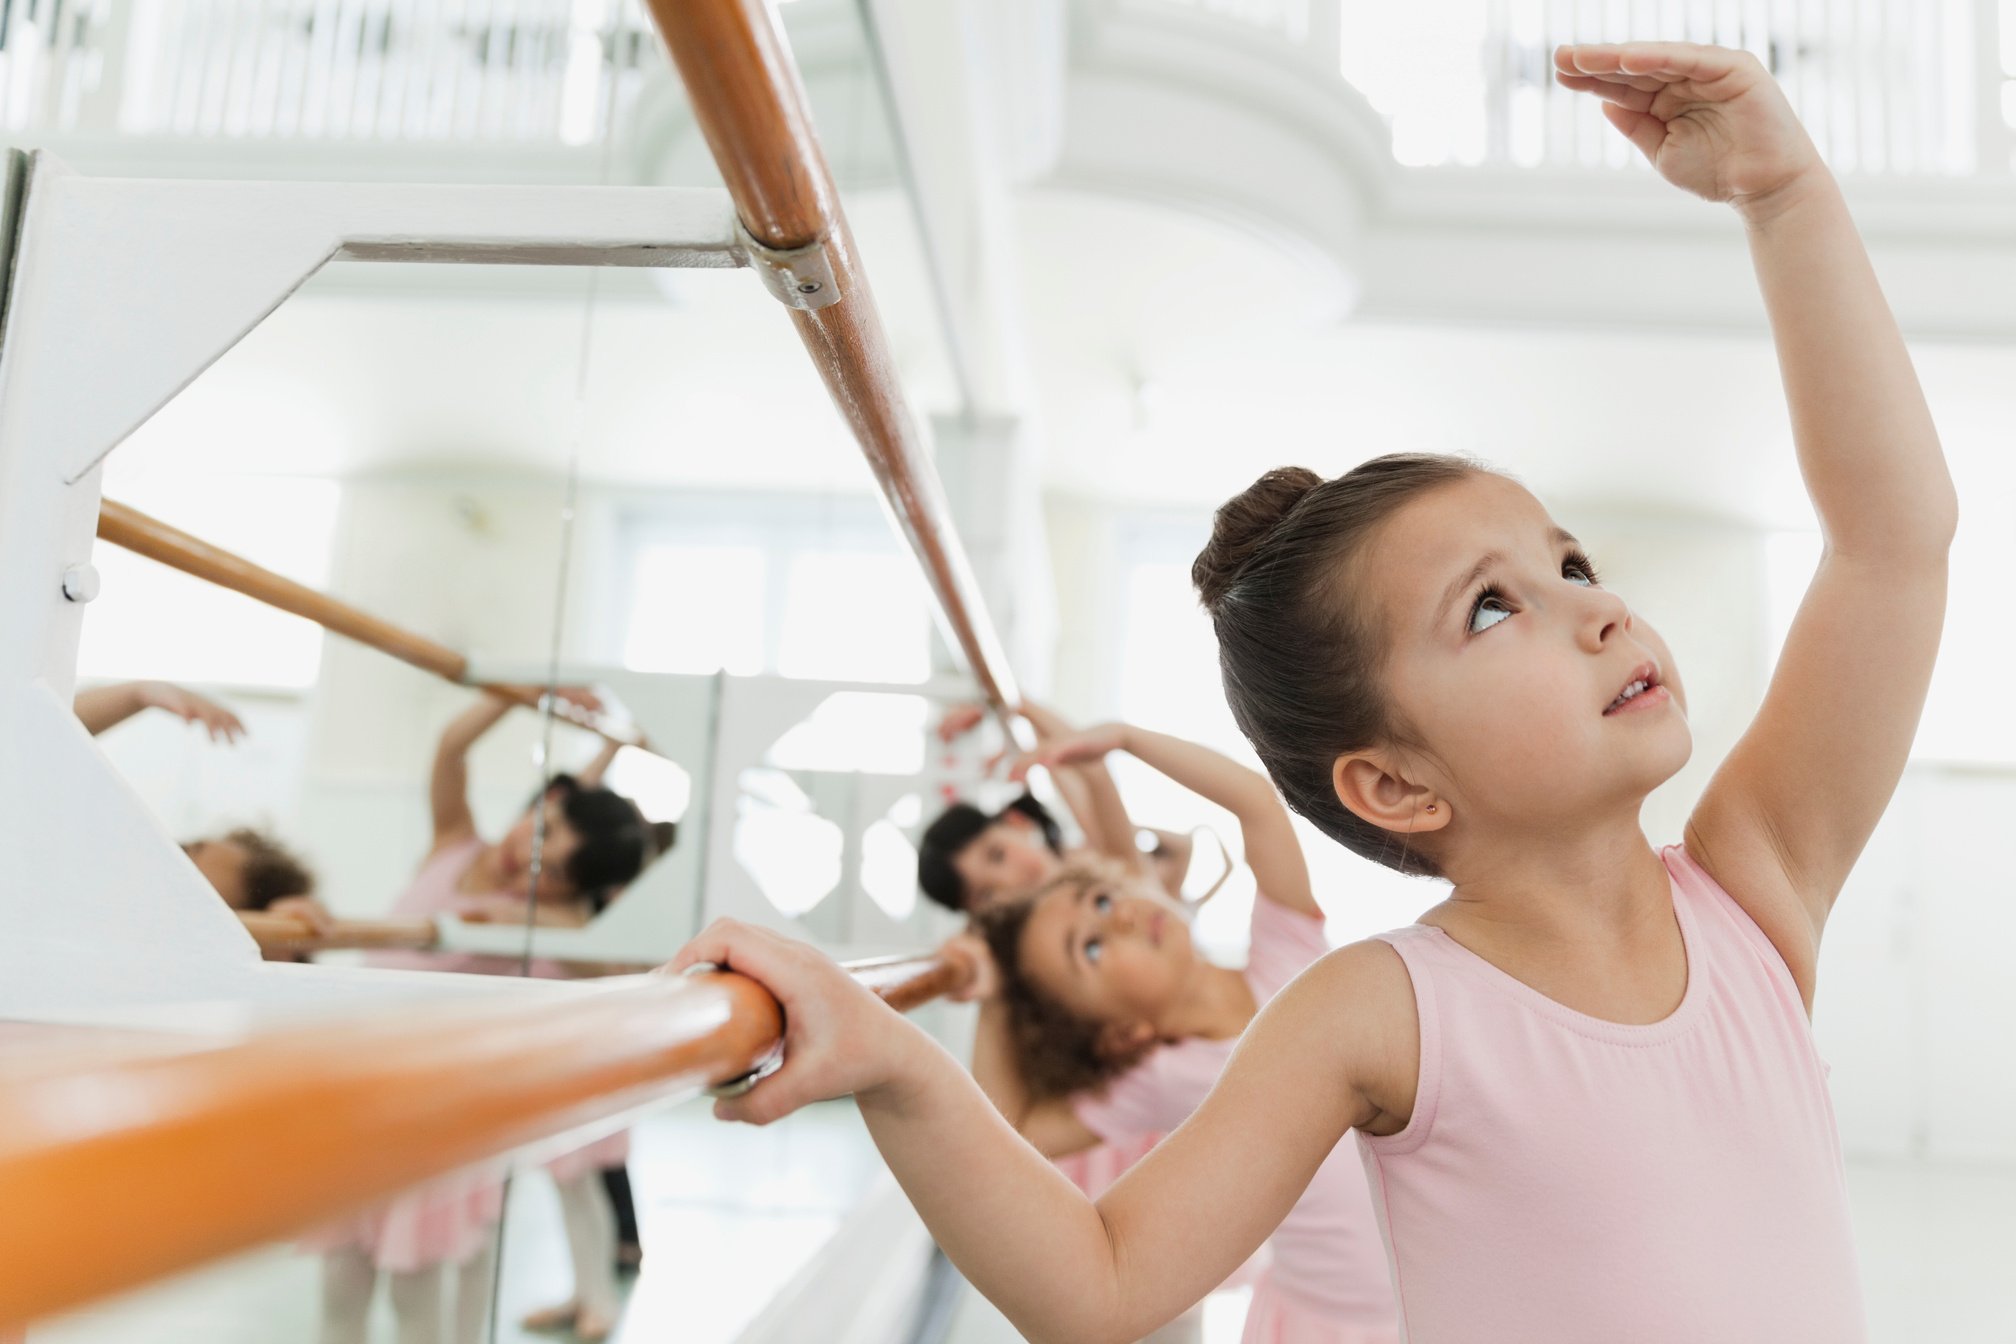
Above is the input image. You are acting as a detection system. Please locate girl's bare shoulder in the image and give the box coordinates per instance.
[1263,937,1422,1137]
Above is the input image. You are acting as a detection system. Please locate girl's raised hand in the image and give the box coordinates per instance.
[137,680,247,744]
[1555,43,1822,215]
[1006,722,1127,783]
[662,918,928,1125]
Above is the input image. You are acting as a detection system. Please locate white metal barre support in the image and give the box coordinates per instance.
[0,151,766,1024]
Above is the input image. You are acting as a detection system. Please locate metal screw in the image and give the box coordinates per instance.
[797,281,821,294]
[60,563,100,603]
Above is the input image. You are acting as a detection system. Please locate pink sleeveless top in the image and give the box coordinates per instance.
[1359,847,1865,1343]
[368,838,569,979]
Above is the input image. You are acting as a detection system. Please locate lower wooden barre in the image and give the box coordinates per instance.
[238,911,440,955]
[96,499,649,753]
[0,951,968,1329]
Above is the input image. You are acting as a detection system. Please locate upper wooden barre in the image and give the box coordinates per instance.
[0,950,969,1329]
[640,0,1021,715]
[94,499,647,751]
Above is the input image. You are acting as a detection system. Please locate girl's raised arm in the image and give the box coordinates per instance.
[665,920,1410,1344]
[1015,700,1152,880]
[1020,724,1318,918]
[429,693,514,851]
[1559,43,1957,1003]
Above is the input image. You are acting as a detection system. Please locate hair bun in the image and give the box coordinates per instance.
[1192,467,1324,611]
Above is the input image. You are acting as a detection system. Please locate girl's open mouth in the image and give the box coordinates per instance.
[1604,664,1667,715]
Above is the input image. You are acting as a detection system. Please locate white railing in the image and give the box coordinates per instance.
[0,0,666,142]
[1131,0,2016,175]
[5,0,2013,171]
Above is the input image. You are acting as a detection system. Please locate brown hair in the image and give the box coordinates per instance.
[1192,456,1485,877]
[223,827,315,911]
[975,861,1160,1102]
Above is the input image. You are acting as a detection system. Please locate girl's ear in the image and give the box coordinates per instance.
[1097,1018,1158,1061]
[1332,751,1450,836]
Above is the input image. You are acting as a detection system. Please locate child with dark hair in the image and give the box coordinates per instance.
[961,725,1395,1342]
[920,701,1202,916]
[74,679,336,947]
[314,691,651,1344]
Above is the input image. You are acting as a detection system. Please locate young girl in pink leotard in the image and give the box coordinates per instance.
[971,723,1395,1342]
[314,691,649,1344]
[665,43,1955,1344]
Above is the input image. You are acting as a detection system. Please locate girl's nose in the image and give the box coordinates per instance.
[1577,584,1632,653]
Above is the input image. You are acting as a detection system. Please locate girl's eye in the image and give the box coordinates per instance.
[1084,937,1104,965]
[1468,590,1513,635]
[1563,552,1601,587]
[1092,893,1113,915]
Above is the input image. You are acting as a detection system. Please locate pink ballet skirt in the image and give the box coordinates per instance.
[301,1164,507,1274]
[307,840,626,1270]
[1052,1131,1161,1198]
[1241,1279,1400,1344]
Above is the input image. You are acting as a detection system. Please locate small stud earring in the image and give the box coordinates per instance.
[1425,805,1438,814]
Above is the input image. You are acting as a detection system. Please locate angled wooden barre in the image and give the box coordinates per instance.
[641,0,1021,717]
[0,950,971,1329]
[95,498,648,751]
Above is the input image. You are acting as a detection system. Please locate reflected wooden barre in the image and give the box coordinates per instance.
[94,499,648,752]
[640,0,1020,716]
[0,950,970,1329]
[237,911,439,955]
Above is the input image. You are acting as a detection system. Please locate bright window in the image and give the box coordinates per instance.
[615,496,931,684]
[77,474,339,689]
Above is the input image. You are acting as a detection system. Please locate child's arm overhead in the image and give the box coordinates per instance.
[430,693,515,851]
[1559,43,1957,1004]
[1021,725,1318,918]
[1014,701,1150,879]
[74,680,246,743]
[666,919,1413,1343]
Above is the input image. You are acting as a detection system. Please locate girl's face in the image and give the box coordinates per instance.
[499,796,583,904]
[953,814,1059,913]
[184,838,252,909]
[1016,875,1195,1033]
[1358,474,1693,850]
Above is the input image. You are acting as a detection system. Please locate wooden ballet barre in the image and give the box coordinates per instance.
[237,911,439,955]
[95,499,647,751]
[0,949,969,1329]
[642,0,1021,717]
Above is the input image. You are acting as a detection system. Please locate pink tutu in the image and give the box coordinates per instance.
[1053,1132,1162,1198]
[1239,1275,1399,1344]
[302,1165,505,1274]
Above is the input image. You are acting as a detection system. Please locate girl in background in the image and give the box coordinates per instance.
[76,679,334,945]
[666,44,1952,1343]
[970,724,1394,1343]
[317,691,649,1344]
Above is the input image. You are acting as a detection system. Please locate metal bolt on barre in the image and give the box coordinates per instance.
[680,961,784,1098]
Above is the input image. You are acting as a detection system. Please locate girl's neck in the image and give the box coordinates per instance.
[1433,809,1670,949]
[1154,960,1256,1043]
[460,843,507,892]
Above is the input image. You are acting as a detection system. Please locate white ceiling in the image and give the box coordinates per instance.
[115,183,2016,535]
